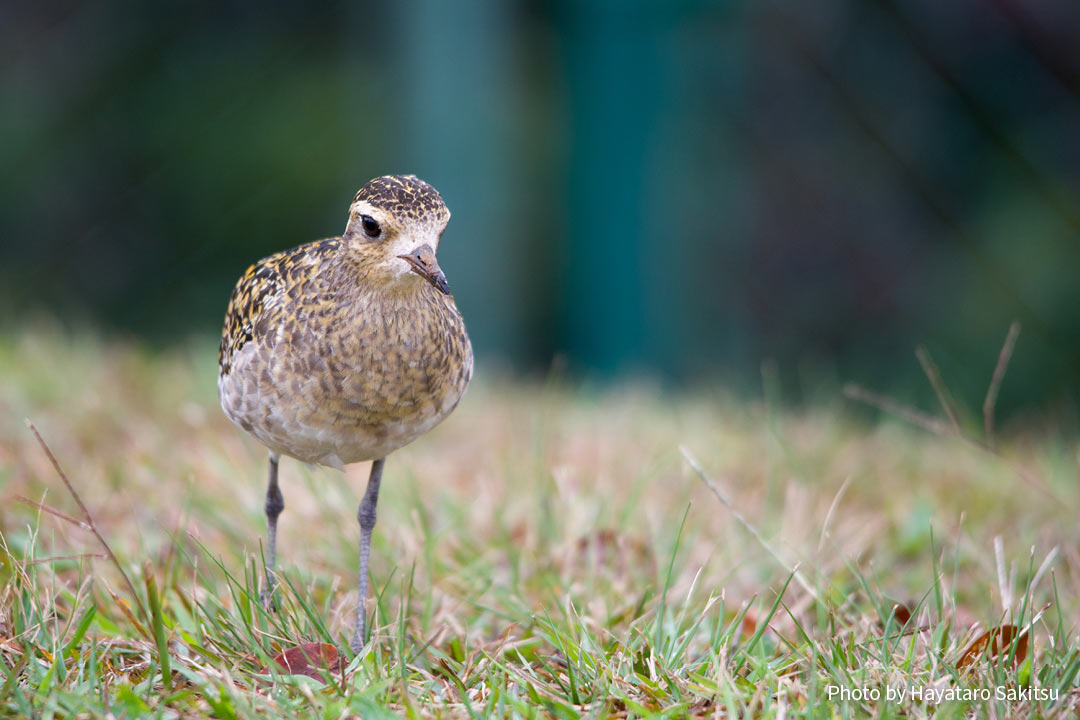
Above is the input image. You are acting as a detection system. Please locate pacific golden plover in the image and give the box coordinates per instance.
[217,175,472,652]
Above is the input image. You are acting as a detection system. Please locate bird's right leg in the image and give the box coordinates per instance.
[262,452,284,609]
[350,457,385,653]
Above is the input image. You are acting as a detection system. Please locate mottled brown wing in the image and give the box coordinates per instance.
[218,254,285,377]
[218,238,343,377]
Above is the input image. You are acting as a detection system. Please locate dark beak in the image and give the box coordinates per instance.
[398,244,450,295]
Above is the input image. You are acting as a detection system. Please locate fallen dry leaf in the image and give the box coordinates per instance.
[887,601,912,627]
[261,642,340,680]
[956,625,1028,670]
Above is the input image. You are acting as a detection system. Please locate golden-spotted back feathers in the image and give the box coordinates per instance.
[218,238,341,376]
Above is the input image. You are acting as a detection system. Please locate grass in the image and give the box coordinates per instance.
[0,327,1078,718]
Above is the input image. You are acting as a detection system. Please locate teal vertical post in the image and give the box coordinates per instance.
[391,0,521,364]
[558,1,670,374]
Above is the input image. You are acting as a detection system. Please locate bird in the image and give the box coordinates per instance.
[217,174,472,653]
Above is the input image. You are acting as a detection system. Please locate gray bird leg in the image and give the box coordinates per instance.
[262,453,284,609]
[350,457,385,653]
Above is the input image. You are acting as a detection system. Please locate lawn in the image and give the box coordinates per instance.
[1,328,1077,718]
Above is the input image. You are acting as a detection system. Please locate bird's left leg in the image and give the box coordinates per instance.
[350,457,385,653]
[262,452,284,609]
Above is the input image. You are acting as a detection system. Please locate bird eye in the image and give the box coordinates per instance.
[360,215,381,238]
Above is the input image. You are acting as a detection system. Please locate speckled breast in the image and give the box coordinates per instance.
[219,287,472,468]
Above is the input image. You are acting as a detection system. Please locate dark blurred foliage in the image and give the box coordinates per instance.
[2,0,1079,419]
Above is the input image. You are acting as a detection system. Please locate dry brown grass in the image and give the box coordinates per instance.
[1,328,1077,717]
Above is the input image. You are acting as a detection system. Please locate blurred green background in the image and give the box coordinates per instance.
[2,0,1079,420]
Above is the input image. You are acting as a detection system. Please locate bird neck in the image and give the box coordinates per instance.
[331,251,438,306]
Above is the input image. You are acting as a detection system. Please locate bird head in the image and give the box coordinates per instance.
[342,175,452,295]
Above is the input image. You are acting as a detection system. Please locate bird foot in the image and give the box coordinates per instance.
[260,584,278,613]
